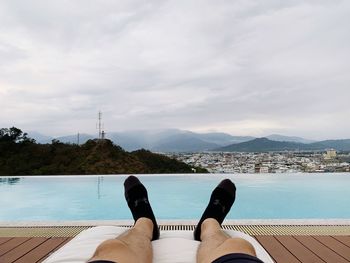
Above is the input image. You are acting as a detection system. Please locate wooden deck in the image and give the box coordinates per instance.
[0,235,349,263]
[256,235,350,263]
[0,237,71,263]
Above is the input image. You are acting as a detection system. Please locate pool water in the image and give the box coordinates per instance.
[0,174,349,221]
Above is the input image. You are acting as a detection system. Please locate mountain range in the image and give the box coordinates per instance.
[27,129,350,152]
[28,129,254,152]
[216,138,350,152]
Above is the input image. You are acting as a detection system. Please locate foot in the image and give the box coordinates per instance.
[124,175,160,240]
[194,179,236,241]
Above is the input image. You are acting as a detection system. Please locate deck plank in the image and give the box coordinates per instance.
[0,238,47,263]
[275,236,325,263]
[294,236,348,263]
[334,236,350,248]
[0,238,30,257]
[14,237,70,263]
[254,236,301,263]
[0,238,13,246]
[316,236,350,261]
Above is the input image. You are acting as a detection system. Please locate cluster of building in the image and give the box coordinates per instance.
[165,150,350,173]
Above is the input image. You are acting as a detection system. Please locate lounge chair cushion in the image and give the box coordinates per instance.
[43,226,274,263]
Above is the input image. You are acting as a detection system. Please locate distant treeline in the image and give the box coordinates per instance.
[0,127,208,175]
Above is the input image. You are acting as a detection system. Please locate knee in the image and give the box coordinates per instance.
[220,238,256,257]
[90,239,140,263]
[94,239,129,255]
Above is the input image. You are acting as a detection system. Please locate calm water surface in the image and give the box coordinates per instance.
[0,174,349,220]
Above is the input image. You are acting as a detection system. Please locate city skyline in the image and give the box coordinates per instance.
[1,0,349,140]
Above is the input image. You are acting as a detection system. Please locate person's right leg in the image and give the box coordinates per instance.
[195,179,262,263]
[197,218,257,263]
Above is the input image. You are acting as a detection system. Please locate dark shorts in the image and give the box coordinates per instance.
[89,261,116,263]
[89,253,263,263]
[212,253,264,263]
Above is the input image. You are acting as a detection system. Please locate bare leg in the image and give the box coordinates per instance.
[197,218,256,263]
[88,176,159,263]
[88,217,153,263]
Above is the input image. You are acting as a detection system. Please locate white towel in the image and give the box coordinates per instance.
[43,226,274,263]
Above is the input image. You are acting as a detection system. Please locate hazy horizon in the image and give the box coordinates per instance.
[1,1,349,140]
[25,127,348,142]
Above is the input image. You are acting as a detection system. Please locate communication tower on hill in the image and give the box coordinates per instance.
[96,111,105,140]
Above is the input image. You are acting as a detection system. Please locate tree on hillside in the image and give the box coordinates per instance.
[0,127,35,143]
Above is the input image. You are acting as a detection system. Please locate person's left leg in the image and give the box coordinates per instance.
[88,217,153,263]
[88,176,159,263]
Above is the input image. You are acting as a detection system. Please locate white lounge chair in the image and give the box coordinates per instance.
[43,226,274,263]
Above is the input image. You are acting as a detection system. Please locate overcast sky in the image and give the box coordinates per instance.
[0,0,349,140]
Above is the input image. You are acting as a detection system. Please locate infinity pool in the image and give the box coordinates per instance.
[0,174,349,221]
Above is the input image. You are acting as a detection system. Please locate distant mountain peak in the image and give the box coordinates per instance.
[215,137,350,152]
[26,129,350,152]
[266,134,315,144]
[257,137,270,141]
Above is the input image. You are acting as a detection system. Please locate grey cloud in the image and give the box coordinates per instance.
[0,0,349,139]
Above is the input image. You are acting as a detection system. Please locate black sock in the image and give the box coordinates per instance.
[194,179,236,241]
[124,175,159,240]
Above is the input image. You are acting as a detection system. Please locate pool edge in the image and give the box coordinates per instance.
[1,219,350,227]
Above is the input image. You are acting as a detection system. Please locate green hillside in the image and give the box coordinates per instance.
[216,137,350,152]
[0,127,207,175]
